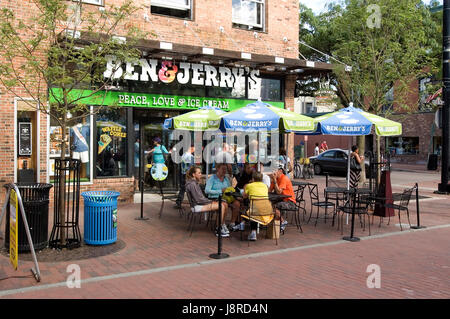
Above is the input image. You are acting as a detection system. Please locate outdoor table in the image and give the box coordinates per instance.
[339,188,373,242]
[324,187,348,226]
[292,180,311,187]
[268,193,291,204]
[224,192,290,203]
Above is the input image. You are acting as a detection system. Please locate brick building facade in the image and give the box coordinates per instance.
[0,0,332,205]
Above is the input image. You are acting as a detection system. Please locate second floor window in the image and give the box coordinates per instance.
[151,0,192,19]
[79,0,103,5]
[232,0,265,31]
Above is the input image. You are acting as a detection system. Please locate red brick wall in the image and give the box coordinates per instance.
[380,112,439,164]
[47,177,135,206]
[0,1,299,205]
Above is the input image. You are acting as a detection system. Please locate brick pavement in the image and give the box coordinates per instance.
[0,170,449,298]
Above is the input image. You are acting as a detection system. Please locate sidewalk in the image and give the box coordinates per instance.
[0,173,449,298]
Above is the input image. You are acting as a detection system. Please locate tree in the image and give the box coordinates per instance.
[0,0,144,246]
[299,0,440,184]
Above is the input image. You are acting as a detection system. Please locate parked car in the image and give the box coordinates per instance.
[309,148,372,177]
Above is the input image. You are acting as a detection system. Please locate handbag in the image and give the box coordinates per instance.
[350,156,361,171]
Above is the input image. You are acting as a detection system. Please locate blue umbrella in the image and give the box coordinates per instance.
[220,100,314,170]
[219,100,314,132]
[298,104,402,189]
[313,105,401,136]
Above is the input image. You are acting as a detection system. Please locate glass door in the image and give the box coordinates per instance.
[133,109,180,192]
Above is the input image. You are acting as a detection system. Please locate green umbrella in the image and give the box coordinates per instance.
[163,105,226,131]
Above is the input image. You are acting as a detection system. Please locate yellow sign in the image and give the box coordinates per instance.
[9,189,18,270]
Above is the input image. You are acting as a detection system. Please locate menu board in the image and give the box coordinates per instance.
[18,122,32,156]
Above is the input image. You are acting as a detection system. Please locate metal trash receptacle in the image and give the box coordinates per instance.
[4,183,53,252]
[81,191,120,245]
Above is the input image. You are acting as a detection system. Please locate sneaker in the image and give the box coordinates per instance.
[231,222,244,232]
[247,231,257,241]
[239,221,245,231]
[216,227,230,237]
[281,220,288,232]
[221,224,230,234]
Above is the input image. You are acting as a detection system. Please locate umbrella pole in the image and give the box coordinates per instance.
[346,138,352,225]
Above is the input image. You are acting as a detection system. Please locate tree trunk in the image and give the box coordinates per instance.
[59,122,67,246]
[357,136,366,187]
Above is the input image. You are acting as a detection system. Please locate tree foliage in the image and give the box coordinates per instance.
[0,0,145,246]
[298,0,440,114]
[0,0,144,132]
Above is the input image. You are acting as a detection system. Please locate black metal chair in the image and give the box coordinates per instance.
[240,195,277,245]
[185,190,218,237]
[307,183,336,226]
[385,186,415,231]
[337,190,372,236]
[280,185,305,233]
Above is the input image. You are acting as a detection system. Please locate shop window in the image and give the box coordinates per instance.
[248,77,281,101]
[96,108,128,177]
[151,0,192,19]
[232,0,265,31]
[385,137,419,156]
[49,110,92,183]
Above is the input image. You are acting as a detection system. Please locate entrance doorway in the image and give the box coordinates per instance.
[133,109,182,192]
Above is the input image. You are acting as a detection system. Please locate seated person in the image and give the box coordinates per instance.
[242,171,273,241]
[269,166,296,231]
[257,162,271,189]
[185,166,230,237]
[235,162,255,192]
[205,163,241,231]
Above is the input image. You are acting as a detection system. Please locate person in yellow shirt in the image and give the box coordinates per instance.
[242,171,274,241]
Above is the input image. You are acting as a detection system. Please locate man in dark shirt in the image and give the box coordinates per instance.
[236,163,255,191]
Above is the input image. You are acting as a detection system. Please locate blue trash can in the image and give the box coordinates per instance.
[81,191,120,245]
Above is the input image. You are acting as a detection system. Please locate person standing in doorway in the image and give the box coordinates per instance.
[175,145,195,209]
[147,137,170,185]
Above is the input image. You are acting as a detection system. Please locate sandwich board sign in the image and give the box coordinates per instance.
[0,185,41,281]
[9,189,18,270]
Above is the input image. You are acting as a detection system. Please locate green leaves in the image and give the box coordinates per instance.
[0,0,144,127]
[299,0,440,114]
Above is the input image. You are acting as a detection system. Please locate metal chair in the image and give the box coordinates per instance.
[240,195,277,245]
[280,185,305,233]
[385,186,415,231]
[185,189,218,236]
[337,190,372,236]
[307,183,336,226]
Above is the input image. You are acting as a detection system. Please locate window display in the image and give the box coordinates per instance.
[49,111,92,182]
[96,108,128,177]
[386,137,419,156]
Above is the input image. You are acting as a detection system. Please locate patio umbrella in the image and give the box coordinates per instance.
[220,100,315,132]
[163,105,227,176]
[220,100,315,168]
[163,105,226,131]
[309,103,402,189]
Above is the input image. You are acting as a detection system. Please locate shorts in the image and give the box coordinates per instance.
[193,204,215,213]
[72,151,89,163]
[276,201,296,211]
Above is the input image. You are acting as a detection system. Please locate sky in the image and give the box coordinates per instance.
[299,0,443,15]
